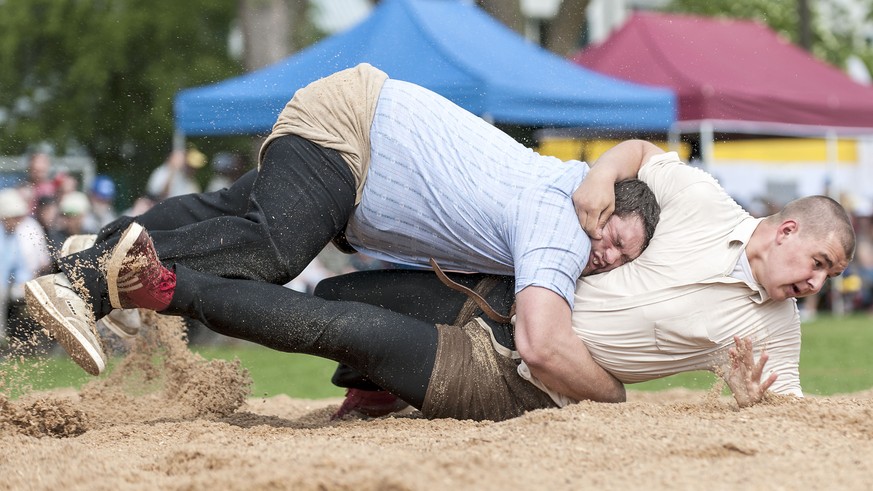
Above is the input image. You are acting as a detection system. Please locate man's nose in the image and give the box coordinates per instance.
[602,247,619,266]
[808,271,828,293]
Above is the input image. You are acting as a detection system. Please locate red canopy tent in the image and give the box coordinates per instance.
[571,12,873,215]
[573,11,873,129]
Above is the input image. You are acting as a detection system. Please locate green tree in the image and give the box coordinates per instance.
[664,0,873,72]
[0,0,243,199]
[476,0,592,56]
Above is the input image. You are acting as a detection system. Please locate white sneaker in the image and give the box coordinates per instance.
[98,308,142,339]
[59,234,97,257]
[25,273,107,376]
[60,233,141,337]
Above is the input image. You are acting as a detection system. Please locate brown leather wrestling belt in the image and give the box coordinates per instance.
[429,258,515,324]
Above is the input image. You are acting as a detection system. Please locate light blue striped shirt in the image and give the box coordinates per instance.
[346,80,590,307]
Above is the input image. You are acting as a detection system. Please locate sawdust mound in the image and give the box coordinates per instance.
[0,393,88,438]
[0,311,252,437]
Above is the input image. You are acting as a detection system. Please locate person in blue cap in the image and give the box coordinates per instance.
[83,175,117,234]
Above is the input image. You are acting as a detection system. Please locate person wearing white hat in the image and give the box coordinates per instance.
[58,191,91,236]
[0,188,49,343]
[146,148,205,201]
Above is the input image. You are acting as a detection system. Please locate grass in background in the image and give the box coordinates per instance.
[0,353,91,399]
[632,313,873,395]
[4,314,871,399]
[193,345,344,399]
[0,343,344,400]
[793,313,873,394]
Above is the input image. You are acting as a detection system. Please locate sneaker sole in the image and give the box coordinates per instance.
[107,222,145,309]
[25,281,105,376]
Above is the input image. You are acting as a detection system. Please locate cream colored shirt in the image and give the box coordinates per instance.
[518,152,802,406]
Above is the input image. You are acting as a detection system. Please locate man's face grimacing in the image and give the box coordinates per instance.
[582,214,647,276]
[759,223,849,301]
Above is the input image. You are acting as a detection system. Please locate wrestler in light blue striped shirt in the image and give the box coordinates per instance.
[346,80,590,308]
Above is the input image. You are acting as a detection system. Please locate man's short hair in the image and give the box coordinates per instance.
[613,179,660,250]
[772,195,856,260]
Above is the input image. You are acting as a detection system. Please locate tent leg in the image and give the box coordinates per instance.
[700,120,714,172]
[668,124,680,154]
[173,130,186,151]
[825,129,846,316]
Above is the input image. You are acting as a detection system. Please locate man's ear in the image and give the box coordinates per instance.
[775,220,798,245]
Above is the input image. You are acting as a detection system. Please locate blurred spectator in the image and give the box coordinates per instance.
[122,193,158,217]
[18,151,57,214]
[851,208,873,313]
[287,245,395,294]
[207,152,248,192]
[83,174,118,233]
[0,188,31,336]
[798,294,819,322]
[34,195,65,256]
[349,252,392,272]
[53,170,79,202]
[56,191,91,246]
[286,256,334,294]
[0,188,50,345]
[147,148,205,201]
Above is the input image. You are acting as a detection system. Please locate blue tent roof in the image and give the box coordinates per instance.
[174,0,676,136]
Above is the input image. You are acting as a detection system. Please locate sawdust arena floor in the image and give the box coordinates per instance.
[1,313,871,490]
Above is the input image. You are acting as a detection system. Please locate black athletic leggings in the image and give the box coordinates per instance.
[60,135,356,318]
[133,134,356,283]
[315,269,516,391]
[169,267,513,408]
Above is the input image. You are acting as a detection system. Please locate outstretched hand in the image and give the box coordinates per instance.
[572,171,615,240]
[726,335,778,408]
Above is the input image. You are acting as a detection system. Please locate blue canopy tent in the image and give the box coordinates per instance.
[174,0,675,137]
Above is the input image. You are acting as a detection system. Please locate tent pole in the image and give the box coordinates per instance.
[825,129,838,200]
[824,128,846,315]
[173,130,186,151]
[668,123,680,153]
[700,120,714,171]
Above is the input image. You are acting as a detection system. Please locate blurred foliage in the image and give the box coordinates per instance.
[664,0,873,74]
[0,0,245,203]
[1,0,871,207]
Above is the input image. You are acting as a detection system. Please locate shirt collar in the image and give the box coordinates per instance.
[728,216,763,246]
[738,248,770,303]
[729,217,769,303]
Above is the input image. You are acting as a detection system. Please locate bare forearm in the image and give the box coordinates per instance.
[573,139,663,234]
[514,287,626,403]
[588,139,662,180]
[525,336,626,403]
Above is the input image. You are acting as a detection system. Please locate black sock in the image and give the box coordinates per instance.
[55,243,114,320]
